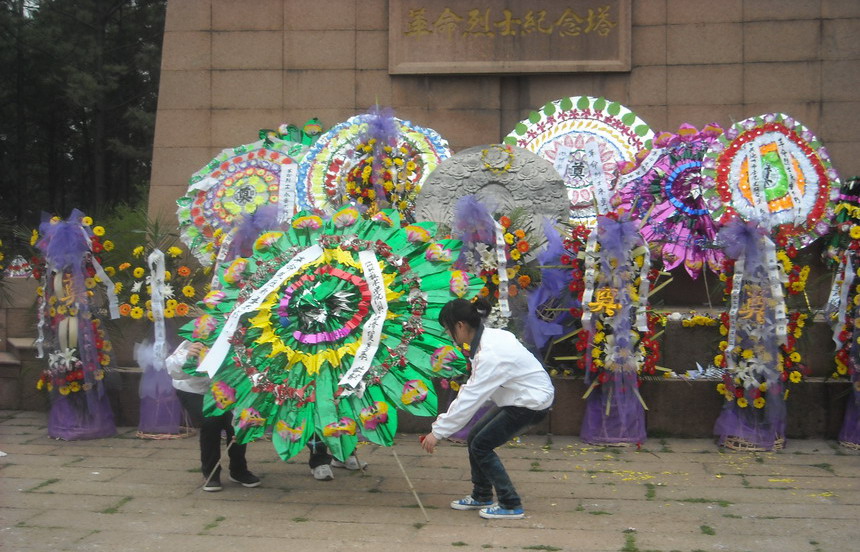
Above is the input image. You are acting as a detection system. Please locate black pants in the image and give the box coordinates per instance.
[467,405,549,509]
[307,434,332,468]
[176,390,247,477]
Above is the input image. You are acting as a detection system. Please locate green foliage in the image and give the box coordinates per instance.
[0,0,167,228]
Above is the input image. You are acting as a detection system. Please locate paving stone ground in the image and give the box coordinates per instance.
[1,410,858,552]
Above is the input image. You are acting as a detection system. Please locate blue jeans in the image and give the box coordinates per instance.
[467,405,549,509]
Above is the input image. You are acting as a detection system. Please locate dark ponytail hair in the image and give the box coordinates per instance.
[438,298,491,334]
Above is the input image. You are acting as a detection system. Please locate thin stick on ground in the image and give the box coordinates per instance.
[201,440,234,489]
[392,448,430,522]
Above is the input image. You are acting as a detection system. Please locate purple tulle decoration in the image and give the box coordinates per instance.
[597,215,641,274]
[135,340,182,434]
[360,105,399,203]
[839,396,860,446]
[48,389,116,440]
[714,402,786,450]
[452,195,496,270]
[579,215,649,445]
[221,204,282,262]
[580,372,646,445]
[38,209,117,440]
[525,219,574,349]
[713,218,787,450]
[38,210,91,273]
[717,219,768,275]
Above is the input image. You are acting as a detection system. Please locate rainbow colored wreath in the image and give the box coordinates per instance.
[179,206,482,461]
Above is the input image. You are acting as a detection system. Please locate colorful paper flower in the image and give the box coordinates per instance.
[179,206,480,462]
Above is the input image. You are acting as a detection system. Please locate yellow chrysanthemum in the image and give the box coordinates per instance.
[103,240,114,251]
[167,246,183,258]
[789,371,802,383]
[753,397,765,409]
[81,216,93,226]
[133,246,145,258]
[133,267,145,278]
[92,226,105,236]
[130,307,144,319]
[182,285,196,298]
[789,351,801,363]
[737,397,748,408]
[130,294,140,305]
[30,229,39,245]
[850,225,860,239]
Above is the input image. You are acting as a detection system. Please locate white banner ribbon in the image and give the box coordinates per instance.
[338,250,387,395]
[91,257,120,320]
[494,221,511,319]
[35,273,48,358]
[278,163,299,223]
[772,134,805,226]
[725,253,744,372]
[579,229,600,329]
[78,226,120,319]
[618,148,665,186]
[147,249,167,365]
[634,245,651,332]
[585,139,612,215]
[553,145,572,176]
[743,140,772,224]
[197,244,324,377]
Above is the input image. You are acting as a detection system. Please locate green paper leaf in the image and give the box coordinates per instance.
[575,96,589,110]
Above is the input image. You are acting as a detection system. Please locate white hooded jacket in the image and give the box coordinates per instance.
[431,327,555,440]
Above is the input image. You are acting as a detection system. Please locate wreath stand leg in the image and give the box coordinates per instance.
[392,448,430,522]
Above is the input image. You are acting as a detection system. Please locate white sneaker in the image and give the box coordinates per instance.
[331,455,368,470]
[311,464,334,481]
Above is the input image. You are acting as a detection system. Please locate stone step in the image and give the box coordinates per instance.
[0,351,21,367]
